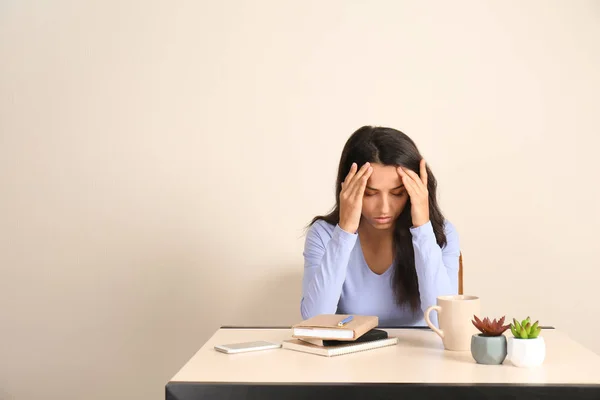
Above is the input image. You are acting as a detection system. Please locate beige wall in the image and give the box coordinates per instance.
[1,1,599,399]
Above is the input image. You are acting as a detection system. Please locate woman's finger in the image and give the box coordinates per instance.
[352,166,373,198]
[397,166,417,187]
[397,167,418,197]
[396,166,409,182]
[349,162,371,188]
[342,163,358,190]
[403,175,419,198]
[402,167,425,193]
[420,159,428,186]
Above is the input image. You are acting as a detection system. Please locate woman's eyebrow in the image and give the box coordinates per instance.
[366,184,405,191]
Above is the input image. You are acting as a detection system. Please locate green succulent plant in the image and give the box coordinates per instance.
[510,316,541,339]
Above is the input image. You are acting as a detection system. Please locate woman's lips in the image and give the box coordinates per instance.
[374,217,392,223]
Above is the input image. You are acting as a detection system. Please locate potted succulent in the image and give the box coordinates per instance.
[470,315,511,364]
[507,316,545,367]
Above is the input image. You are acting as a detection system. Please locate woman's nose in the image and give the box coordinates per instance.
[379,196,391,214]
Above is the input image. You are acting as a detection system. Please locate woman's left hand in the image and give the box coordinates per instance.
[397,159,430,227]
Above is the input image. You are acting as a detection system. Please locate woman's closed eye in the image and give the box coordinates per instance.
[364,191,406,197]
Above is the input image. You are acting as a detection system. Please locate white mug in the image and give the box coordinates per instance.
[424,295,480,351]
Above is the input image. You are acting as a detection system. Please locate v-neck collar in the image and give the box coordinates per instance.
[357,236,394,277]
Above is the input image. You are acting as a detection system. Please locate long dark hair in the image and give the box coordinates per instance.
[308,126,448,312]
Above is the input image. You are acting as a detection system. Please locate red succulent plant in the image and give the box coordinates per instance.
[472,315,511,337]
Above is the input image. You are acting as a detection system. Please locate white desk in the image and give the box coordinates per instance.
[166,327,600,399]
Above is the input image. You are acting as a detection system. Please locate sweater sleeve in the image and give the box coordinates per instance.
[410,220,461,327]
[300,221,358,320]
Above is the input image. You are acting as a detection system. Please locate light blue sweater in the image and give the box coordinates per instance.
[300,219,460,327]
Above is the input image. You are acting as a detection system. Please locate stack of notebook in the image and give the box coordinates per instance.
[282,314,398,357]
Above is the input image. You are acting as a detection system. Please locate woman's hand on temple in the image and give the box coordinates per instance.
[339,162,373,233]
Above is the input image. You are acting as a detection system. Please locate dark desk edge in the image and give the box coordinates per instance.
[166,381,598,400]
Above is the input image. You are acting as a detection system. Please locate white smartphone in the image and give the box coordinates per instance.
[214,340,281,354]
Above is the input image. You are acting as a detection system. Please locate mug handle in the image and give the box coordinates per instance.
[424,305,444,339]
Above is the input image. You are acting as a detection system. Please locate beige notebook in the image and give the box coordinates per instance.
[282,337,398,357]
[291,314,378,340]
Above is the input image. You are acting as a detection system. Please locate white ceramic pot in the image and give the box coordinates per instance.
[507,336,546,367]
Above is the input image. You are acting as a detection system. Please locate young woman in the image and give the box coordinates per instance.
[301,126,460,327]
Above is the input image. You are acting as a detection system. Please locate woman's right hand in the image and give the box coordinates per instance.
[339,162,373,233]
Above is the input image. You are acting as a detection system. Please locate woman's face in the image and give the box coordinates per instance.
[361,163,409,230]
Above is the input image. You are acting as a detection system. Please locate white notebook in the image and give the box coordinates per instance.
[282,337,398,357]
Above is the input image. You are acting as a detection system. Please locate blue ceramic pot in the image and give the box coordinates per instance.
[470,334,507,365]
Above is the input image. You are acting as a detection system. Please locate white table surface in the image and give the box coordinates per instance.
[170,328,600,385]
